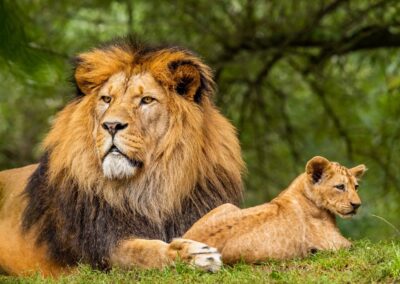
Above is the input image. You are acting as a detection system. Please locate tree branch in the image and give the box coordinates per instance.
[266,82,301,166]
[126,0,133,33]
[290,60,354,159]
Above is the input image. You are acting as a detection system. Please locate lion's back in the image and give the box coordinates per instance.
[0,164,37,217]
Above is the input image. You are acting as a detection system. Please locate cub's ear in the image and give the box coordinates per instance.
[74,48,133,96]
[306,156,331,184]
[168,60,213,103]
[350,164,367,179]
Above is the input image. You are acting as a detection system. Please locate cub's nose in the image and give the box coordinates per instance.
[102,121,128,136]
[350,202,361,210]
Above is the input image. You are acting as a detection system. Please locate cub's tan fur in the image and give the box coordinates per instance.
[184,156,366,263]
[0,38,243,276]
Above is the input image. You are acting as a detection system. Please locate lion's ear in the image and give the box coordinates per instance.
[74,48,133,96]
[306,156,331,184]
[350,164,367,179]
[168,60,212,103]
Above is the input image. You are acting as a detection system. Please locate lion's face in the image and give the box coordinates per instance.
[95,72,170,179]
[305,156,366,218]
[66,45,215,181]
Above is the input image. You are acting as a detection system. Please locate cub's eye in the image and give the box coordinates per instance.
[140,96,155,105]
[355,184,359,191]
[334,184,345,191]
[101,96,112,104]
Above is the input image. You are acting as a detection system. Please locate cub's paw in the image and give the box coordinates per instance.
[168,238,222,272]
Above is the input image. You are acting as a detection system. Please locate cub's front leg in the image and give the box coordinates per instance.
[330,234,352,250]
[110,238,222,272]
[310,231,352,253]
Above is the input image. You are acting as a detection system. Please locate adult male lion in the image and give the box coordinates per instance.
[0,38,244,276]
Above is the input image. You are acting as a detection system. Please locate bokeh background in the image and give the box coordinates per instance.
[0,0,399,240]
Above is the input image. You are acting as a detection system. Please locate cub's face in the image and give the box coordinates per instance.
[94,72,170,179]
[305,156,367,218]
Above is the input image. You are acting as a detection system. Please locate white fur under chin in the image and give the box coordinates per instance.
[102,153,138,179]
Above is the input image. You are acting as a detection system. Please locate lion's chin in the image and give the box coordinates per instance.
[102,154,140,179]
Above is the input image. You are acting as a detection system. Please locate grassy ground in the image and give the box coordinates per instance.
[1,240,399,284]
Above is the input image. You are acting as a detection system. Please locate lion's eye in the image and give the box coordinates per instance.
[355,184,359,191]
[140,96,155,105]
[101,96,112,104]
[334,184,345,191]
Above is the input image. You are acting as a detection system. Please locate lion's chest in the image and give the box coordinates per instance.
[51,194,204,269]
[22,153,241,270]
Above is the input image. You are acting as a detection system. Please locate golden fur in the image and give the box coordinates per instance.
[184,156,366,263]
[0,38,244,276]
[46,44,242,222]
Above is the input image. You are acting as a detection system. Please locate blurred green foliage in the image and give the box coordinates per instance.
[0,0,399,240]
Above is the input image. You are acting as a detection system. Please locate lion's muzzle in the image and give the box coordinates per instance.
[102,144,143,179]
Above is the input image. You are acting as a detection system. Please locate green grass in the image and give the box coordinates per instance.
[1,240,399,283]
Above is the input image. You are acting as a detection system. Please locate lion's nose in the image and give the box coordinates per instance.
[350,202,361,210]
[102,121,128,136]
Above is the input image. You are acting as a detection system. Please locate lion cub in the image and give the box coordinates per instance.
[184,156,366,263]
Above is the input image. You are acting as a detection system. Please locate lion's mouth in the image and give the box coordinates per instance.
[105,146,143,168]
[344,211,356,216]
[339,209,357,218]
[109,145,121,154]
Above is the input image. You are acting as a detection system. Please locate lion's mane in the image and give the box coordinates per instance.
[21,38,244,269]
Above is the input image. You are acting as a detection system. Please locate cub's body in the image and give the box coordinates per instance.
[184,156,366,263]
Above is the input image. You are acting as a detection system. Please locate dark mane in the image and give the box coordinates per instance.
[22,152,241,269]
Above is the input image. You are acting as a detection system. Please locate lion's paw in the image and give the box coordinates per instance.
[168,238,222,272]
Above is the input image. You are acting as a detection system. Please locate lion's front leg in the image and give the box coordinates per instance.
[109,238,222,272]
[312,231,352,252]
[333,235,352,250]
